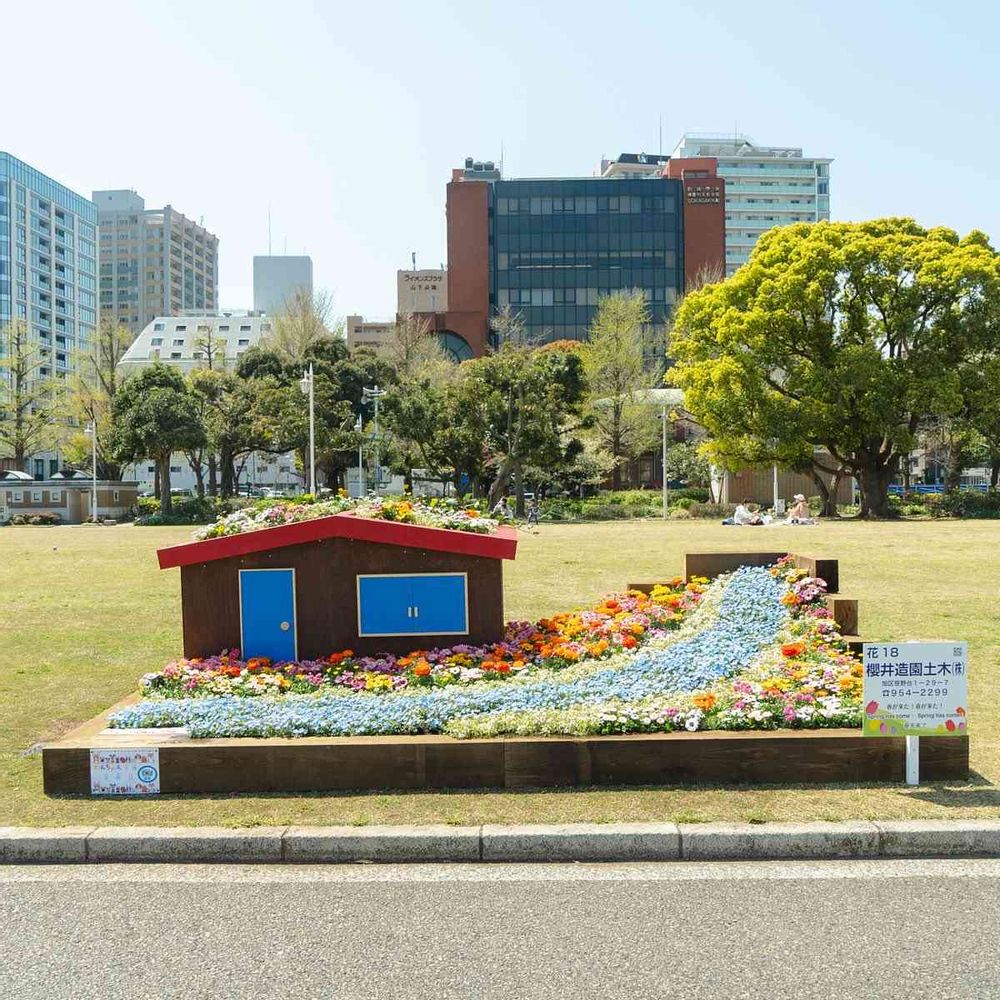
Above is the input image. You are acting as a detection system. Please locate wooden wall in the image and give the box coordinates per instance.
[179,536,505,659]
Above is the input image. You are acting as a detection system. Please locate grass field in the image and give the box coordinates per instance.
[1,519,998,827]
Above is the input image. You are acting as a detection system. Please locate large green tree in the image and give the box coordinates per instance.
[109,364,205,514]
[464,343,587,513]
[0,320,65,471]
[582,290,659,490]
[669,219,1000,517]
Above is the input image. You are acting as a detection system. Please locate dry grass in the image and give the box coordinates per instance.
[1,518,998,827]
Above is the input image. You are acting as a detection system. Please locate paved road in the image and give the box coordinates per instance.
[2,859,999,999]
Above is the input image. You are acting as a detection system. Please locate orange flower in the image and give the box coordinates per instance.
[412,660,431,677]
[621,635,638,649]
[692,692,716,711]
[246,657,270,673]
[781,642,806,658]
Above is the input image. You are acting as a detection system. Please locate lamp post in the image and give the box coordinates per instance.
[661,405,669,519]
[84,421,97,523]
[362,384,387,494]
[298,363,315,496]
[355,412,365,497]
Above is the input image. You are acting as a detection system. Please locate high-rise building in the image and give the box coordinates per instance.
[428,155,725,353]
[0,153,99,476]
[253,255,313,315]
[93,189,219,334]
[670,134,832,276]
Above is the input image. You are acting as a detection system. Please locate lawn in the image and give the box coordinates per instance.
[1,519,997,827]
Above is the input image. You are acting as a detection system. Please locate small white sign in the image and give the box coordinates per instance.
[863,642,968,737]
[90,748,161,795]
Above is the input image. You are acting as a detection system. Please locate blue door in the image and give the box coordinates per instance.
[239,569,297,661]
[357,574,468,637]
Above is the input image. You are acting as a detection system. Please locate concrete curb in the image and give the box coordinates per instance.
[1,820,999,864]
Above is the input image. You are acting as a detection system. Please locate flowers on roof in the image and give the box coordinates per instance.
[111,561,863,739]
[193,494,500,541]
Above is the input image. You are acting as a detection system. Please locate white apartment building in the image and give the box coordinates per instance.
[671,134,832,275]
[118,311,274,374]
[117,311,302,494]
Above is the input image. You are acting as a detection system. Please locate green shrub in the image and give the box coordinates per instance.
[688,502,737,519]
[669,507,693,520]
[928,489,1000,519]
[11,512,61,526]
[135,495,228,526]
[670,497,695,510]
[668,487,711,503]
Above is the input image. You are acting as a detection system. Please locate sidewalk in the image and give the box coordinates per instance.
[2,820,999,864]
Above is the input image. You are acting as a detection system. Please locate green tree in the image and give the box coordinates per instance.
[62,318,133,479]
[669,219,1000,518]
[582,290,658,490]
[468,344,587,514]
[265,288,339,364]
[109,364,205,514]
[0,319,65,471]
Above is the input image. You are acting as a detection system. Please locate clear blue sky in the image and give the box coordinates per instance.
[5,0,997,319]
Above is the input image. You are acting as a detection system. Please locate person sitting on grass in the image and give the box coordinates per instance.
[787,493,815,524]
[733,498,765,526]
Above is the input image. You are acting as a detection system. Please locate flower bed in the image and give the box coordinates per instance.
[194,495,499,541]
[110,558,862,739]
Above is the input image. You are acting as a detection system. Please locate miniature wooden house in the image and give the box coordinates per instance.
[157,513,518,660]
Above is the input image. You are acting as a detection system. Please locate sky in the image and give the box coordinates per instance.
[4,0,997,320]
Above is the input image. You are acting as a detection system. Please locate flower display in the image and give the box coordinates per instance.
[194,494,500,541]
[138,578,705,698]
[110,559,864,740]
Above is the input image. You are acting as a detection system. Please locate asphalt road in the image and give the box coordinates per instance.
[2,859,999,1000]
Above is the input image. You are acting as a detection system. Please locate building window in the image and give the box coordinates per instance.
[175,324,187,331]
[32,491,42,502]
[169,466,182,473]
[170,351,182,359]
[113,490,120,502]
[151,338,163,346]
[50,490,62,503]
[153,322,165,331]
[238,338,250,346]
[172,339,184,346]
[147,466,155,473]
[12,491,22,503]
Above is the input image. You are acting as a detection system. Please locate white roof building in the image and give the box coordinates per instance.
[117,312,274,373]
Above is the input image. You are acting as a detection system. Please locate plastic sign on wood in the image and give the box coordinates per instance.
[90,748,161,795]
[862,642,968,737]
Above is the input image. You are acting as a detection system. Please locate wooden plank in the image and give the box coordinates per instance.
[41,726,969,796]
[794,554,839,593]
[825,596,859,635]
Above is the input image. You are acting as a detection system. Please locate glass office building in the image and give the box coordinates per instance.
[489,177,684,344]
[0,152,99,476]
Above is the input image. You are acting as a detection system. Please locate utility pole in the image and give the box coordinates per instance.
[299,364,315,495]
[362,385,387,494]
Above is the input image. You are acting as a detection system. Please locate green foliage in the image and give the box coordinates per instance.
[670,219,1000,519]
[9,511,62,525]
[582,290,658,487]
[109,364,206,516]
[927,489,1000,519]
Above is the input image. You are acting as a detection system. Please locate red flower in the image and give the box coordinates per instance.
[781,642,806,658]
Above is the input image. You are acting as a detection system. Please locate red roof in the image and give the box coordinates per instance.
[157,512,518,569]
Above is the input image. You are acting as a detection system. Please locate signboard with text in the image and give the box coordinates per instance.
[862,642,968,737]
[90,748,160,795]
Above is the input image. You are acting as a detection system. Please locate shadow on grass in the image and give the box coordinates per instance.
[900,771,999,809]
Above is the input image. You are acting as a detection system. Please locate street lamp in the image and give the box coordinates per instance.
[84,421,97,523]
[362,384,387,495]
[298,363,315,496]
[661,405,669,519]
[354,412,365,497]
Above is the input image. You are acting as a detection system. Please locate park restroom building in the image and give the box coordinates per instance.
[157,513,518,660]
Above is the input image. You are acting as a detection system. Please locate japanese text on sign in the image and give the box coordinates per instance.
[862,642,968,737]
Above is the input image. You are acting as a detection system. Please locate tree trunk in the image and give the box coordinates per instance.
[153,465,160,499]
[220,448,235,499]
[944,437,964,493]
[991,457,1000,490]
[513,462,525,518]
[807,467,834,518]
[857,464,894,519]
[488,455,517,511]
[208,455,218,497]
[158,456,173,516]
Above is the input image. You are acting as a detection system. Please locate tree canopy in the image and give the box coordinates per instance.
[669,219,1000,517]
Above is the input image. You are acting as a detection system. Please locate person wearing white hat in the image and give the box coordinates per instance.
[787,493,813,523]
